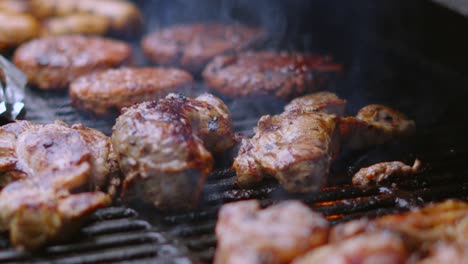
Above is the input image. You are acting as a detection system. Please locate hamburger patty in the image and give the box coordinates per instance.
[141,23,266,74]
[69,67,193,116]
[13,35,132,90]
[203,51,342,99]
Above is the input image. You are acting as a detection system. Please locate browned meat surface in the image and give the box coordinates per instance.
[203,51,342,99]
[417,242,468,264]
[30,0,143,37]
[234,110,339,192]
[40,14,110,36]
[215,200,329,264]
[329,200,468,263]
[284,91,347,116]
[0,12,39,53]
[0,0,30,14]
[112,93,235,210]
[235,92,415,192]
[340,104,415,149]
[142,23,266,74]
[13,35,132,89]
[70,67,193,116]
[293,231,408,264]
[352,159,422,186]
[0,120,118,250]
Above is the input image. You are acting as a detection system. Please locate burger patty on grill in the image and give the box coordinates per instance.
[141,23,267,75]
[203,51,342,99]
[69,67,193,116]
[112,93,235,211]
[13,35,132,90]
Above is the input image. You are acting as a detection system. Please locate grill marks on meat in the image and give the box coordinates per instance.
[112,93,235,211]
[203,51,342,99]
[13,35,132,90]
[234,111,339,192]
[69,67,193,116]
[234,92,415,192]
[142,23,267,74]
[352,159,422,186]
[215,200,329,264]
[0,120,118,250]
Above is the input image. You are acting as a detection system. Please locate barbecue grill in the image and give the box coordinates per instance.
[1,0,467,263]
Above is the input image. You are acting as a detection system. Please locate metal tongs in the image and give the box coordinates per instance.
[0,55,26,124]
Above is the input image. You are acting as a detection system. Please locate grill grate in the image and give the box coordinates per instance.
[0,206,197,264]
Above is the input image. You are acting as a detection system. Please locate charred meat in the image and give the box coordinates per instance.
[215,200,329,264]
[352,159,422,186]
[142,23,266,74]
[112,93,235,211]
[0,120,118,250]
[70,67,193,116]
[203,51,342,99]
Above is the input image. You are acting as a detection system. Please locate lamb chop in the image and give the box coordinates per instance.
[234,92,415,192]
[112,93,235,211]
[0,120,119,250]
[215,200,329,264]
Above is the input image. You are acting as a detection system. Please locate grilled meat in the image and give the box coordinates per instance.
[418,242,468,264]
[293,231,408,264]
[30,0,143,37]
[235,92,415,192]
[142,23,266,74]
[352,159,422,186]
[0,0,30,14]
[215,200,329,264]
[203,51,342,99]
[0,120,118,250]
[40,14,110,37]
[330,200,468,262]
[284,91,347,116]
[0,164,111,250]
[112,93,235,210]
[0,12,39,53]
[233,110,340,192]
[70,67,193,116]
[13,35,132,90]
[340,104,415,149]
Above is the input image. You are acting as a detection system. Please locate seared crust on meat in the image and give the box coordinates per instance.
[215,200,329,264]
[0,12,39,53]
[0,120,118,250]
[112,93,235,210]
[340,104,415,149]
[70,67,193,116]
[141,23,267,74]
[30,0,143,37]
[352,159,422,186]
[203,51,342,99]
[234,110,340,192]
[13,35,132,90]
[284,91,347,116]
